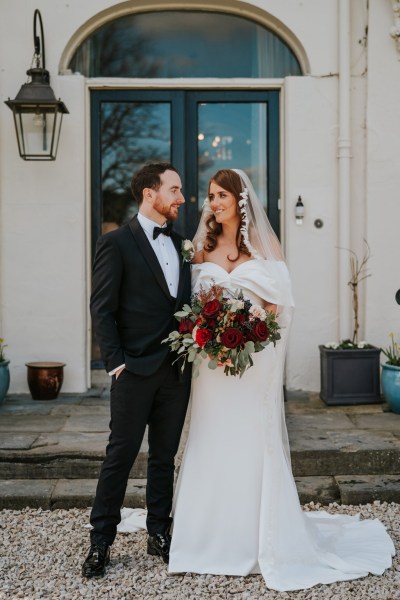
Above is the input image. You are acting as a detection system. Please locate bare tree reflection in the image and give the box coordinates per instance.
[100,102,170,232]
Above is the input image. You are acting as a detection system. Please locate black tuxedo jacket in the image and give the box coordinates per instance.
[90,215,192,377]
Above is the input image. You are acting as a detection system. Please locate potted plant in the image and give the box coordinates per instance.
[319,242,381,405]
[0,337,10,405]
[381,333,400,414]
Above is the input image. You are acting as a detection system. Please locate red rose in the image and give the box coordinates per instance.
[234,313,246,325]
[220,327,244,348]
[179,317,194,334]
[250,321,269,342]
[202,299,221,319]
[195,328,213,347]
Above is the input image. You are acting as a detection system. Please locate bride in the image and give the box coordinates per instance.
[167,168,394,591]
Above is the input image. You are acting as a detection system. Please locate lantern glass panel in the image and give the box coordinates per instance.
[13,105,63,160]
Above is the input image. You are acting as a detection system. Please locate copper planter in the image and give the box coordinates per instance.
[26,361,66,400]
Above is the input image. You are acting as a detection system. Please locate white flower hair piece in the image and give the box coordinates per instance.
[238,187,262,259]
[202,197,213,212]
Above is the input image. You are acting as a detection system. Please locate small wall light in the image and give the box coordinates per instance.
[295,196,305,225]
[4,9,69,160]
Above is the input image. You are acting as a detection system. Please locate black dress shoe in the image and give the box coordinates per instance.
[147,532,171,564]
[82,541,110,578]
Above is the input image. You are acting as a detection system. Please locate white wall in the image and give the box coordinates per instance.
[284,76,339,391]
[364,0,400,347]
[0,0,399,392]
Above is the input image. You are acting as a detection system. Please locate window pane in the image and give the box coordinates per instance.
[198,102,268,211]
[100,102,170,234]
[69,11,301,78]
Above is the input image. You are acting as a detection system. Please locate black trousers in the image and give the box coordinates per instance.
[90,358,190,545]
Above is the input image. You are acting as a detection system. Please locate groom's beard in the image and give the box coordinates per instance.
[153,199,181,222]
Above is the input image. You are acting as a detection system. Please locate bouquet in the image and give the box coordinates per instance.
[163,284,281,377]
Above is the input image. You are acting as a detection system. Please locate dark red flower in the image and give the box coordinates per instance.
[234,313,246,325]
[195,328,213,347]
[202,299,222,319]
[250,321,269,342]
[179,317,194,334]
[220,327,243,348]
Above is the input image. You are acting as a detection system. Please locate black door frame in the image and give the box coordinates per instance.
[90,88,280,258]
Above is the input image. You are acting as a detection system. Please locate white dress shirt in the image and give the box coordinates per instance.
[109,212,180,375]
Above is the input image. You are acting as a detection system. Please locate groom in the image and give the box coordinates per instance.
[82,163,192,578]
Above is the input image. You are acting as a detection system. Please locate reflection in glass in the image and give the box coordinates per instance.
[69,11,302,78]
[198,103,268,212]
[100,102,171,234]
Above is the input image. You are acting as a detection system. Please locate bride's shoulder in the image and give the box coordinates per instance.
[192,249,205,264]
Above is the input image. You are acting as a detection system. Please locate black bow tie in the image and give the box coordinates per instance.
[153,222,173,240]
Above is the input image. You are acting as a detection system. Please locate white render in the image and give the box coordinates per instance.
[0,0,398,393]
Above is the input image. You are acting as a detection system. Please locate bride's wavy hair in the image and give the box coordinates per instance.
[204,169,251,262]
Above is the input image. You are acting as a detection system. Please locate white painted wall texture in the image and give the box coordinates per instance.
[0,0,398,392]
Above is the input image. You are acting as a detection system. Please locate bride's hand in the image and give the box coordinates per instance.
[265,302,277,316]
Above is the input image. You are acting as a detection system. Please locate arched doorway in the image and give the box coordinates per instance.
[67,8,303,366]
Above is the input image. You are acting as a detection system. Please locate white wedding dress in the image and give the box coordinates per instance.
[167,260,395,592]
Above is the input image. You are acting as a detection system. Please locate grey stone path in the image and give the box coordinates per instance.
[0,385,400,508]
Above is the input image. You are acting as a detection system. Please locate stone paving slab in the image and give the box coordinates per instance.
[350,413,400,431]
[80,396,110,406]
[0,432,110,458]
[0,428,148,458]
[294,476,339,504]
[291,447,400,477]
[51,478,146,509]
[0,403,53,415]
[0,455,148,480]
[0,416,67,433]
[286,413,355,430]
[0,479,146,510]
[0,479,56,509]
[336,474,400,504]
[0,434,39,450]
[284,392,388,414]
[49,404,110,416]
[0,458,106,480]
[60,414,110,433]
[30,432,110,454]
[288,427,400,452]
[326,429,400,451]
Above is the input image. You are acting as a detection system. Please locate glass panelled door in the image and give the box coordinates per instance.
[184,91,279,238]
[90,89,279,364]
[91,90,279,245]
[91,90,185,251]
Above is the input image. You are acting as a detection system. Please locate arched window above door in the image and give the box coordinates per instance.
[68,10,302,78]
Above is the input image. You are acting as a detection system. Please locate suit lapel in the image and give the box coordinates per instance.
[129,216,173,301]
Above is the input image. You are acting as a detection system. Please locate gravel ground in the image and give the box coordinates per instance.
[0,502,399,600]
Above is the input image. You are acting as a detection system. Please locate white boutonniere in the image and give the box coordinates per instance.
[181,239,195,263]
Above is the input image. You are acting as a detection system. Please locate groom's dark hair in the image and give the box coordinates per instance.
[131,162,178,205]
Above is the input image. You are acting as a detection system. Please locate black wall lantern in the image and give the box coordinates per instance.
[5,9,69,161]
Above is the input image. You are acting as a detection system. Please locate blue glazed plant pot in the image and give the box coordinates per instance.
[0,360,10,404]
[381,363,400,414]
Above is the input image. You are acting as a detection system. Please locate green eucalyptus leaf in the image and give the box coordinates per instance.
[245,341,255,354]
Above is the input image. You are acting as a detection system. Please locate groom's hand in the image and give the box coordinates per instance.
[115,367,125,379]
